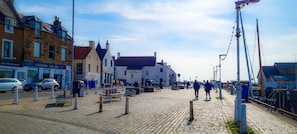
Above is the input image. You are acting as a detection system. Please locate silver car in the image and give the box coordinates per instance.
[24,78,59,91]
[0,78,23,92]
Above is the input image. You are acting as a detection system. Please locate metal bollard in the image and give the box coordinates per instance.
[125,97,129,114]
[95,85,99,94]
[189,101,194,121]
[99,94,103,112]
[50,86,55,99]
[74,93,78,109]
[13,87,18,104]
[34,86,38,101]
[86,84,89,95]
[240,104,247,134]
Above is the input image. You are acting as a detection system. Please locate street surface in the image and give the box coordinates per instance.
[0,87,296,134]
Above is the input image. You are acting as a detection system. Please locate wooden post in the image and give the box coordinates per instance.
[189,101,194,121]
[99,94,103,112]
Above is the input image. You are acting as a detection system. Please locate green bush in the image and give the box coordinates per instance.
[226,121,255,134]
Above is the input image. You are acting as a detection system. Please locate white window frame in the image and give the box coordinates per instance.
[35,22,41,35]
[62,31,67,43]
[5,17,14,34]
[34,42,40,58]
[61,48,66,61]
[2,39,13,59]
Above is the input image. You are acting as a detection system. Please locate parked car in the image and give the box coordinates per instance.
[0,78,23,92]
[24,78,59,91]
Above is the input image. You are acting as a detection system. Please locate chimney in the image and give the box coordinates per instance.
[89,41,95,49]
[106,40,110,50]
[154,52,157,57]
[53,16,61,25]
[117,52,120,59]
[10,0,14,5]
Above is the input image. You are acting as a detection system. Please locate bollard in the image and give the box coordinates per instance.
[95,85,99,94]
[34,86,38,101]
[74,93,78,109]
[189,101,194,121]
[13,87,18,104]
[86,83,89,95]
[240,104,247,134]
[99,94,103,112]
[125,97,129,114]
[50,86,55,99]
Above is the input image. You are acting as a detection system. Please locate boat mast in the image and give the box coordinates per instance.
[256,19,265,98]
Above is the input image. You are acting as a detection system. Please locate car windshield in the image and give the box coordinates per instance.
[32,79,43,83]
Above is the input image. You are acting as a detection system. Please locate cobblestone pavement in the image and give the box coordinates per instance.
[0,87,296,134]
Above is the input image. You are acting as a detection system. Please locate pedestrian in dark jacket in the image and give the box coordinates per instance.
[204,80,212,100]
[193,80,200,98]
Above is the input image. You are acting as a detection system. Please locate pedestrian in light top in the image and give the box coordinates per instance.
[193,80,200,98]
[204,80,212,100]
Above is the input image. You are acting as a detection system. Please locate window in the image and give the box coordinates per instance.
[2,39,13,59]
[49,46,55,59]
[131,74,133,78]
[5,17,14,34]
[146,70,149,76]
[160,68,163,72]
[62,31,67,43]
[34,42,40,57]
[61,48,66,61]
[124,71,127,76]
[110,60,113,67]
[88,64,90,72]
[104,59,107,66]
[96,65,99,73]
[77,63,82,74]
[35,22,41,35]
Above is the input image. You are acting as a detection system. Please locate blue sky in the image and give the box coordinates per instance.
[14,0,297,82]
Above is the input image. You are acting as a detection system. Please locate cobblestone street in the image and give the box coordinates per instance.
[0,87,296,134]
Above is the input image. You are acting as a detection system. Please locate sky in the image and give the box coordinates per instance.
[14,0,297,82]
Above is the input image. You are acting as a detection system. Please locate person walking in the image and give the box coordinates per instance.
[204,80,212,100]
[193,80,200,98]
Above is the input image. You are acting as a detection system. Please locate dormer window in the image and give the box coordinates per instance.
[62,31,67,43]
[35,22,41,35]
[5,17,14,34]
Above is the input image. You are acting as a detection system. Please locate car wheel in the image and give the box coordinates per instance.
[12,87,18,93]
[38,86,43,91]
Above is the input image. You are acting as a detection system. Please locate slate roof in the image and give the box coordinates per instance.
[0,0,23,28]
[262,66,279,78]
[74,46,91,59]
[95,42,107,61]
[115,56,156,66]
[262,62,297,81]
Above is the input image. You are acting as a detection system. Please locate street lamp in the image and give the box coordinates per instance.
[234,0,260,132]
[295,53,297,89]
[219,54,227,100]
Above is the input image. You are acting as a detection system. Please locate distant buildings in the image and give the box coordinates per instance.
[0,0,177,89]
[114,52,176,87]
[260,62,297,90]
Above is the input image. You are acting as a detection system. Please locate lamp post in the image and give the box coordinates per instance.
[71,0,75,89]
[219,54,227,100]
[234,0,259,132]
[295,53,297,89]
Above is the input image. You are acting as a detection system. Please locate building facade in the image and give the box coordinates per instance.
[0,0,73,89]
[115,52,176,87]
[96,40,114,87]
[74,41,101,87]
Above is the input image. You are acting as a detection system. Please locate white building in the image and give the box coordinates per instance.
[114,52,176,87]
[96,40,115,87]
